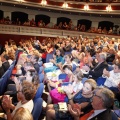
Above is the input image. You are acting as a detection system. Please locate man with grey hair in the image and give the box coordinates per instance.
[88,52,108,80]
[68,87,117,120]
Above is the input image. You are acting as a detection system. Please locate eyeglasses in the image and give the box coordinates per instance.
[93,91,102,99]
[93,93,102,99]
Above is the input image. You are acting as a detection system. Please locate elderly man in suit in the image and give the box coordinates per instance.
[69,87,117,120]
[88,52,108,80]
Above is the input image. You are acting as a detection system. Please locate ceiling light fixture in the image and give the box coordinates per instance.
[62,2,68,8]
[84,4,89,11]
[16,0,23,3]
[41,0,47,6]
[106,4,112,12]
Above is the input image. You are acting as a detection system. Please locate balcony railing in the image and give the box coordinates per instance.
[0,24,119,39]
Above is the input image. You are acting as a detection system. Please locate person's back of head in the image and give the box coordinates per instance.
[13,107,33,120]
[22,81,36,100]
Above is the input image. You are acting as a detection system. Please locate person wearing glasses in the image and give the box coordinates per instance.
[0,81,36,120]
[68,87,117,120]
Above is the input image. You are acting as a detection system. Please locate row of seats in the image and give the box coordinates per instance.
[0,50,45,120]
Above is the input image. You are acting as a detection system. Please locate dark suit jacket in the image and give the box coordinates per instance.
[63,44,71,52]
[2,61,10,72]
[90,109,117,120]
[89,61,108,80]
[0,66,4,78]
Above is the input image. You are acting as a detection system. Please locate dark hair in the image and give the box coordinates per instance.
[56,48,64,57]
[63,65,72,71]
[3,54,9,60]
[106,54,115,63]
[27,69,39,85]
[81,46,85,52]
[22,81,36,100]
[65,54,73,61]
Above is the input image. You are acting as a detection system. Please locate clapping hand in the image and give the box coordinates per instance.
[2,95,12,112]
[68,104,83,120]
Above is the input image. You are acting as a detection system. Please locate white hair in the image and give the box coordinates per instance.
[99,52,107,61]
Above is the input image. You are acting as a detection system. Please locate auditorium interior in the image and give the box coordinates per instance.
[0,0,120,120]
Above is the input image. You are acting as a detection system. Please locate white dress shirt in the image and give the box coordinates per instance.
[88,109,106,120]
[103,70,120,88]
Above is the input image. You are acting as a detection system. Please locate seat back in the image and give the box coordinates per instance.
[59,74,67,80]
[72,64,76,72]
[108,65,114,71]
[39,66,44,74]
[0,70,10,95]
[33,83,44,101]
[46,49,56,63]
[39,73,44,83]
[38,61,43,67]
[32,98,43,120]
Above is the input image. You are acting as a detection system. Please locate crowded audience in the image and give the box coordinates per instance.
[0,34,120,120]
[0,16,120,36]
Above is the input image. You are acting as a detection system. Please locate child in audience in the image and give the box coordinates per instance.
[47,65,74,103]
[102,63,120,88]
[49,70,83,104]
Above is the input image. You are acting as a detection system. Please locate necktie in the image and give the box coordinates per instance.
[80,110,94,120]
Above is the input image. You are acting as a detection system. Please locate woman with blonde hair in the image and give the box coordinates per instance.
[46,79,97,120]
[13,107,33,120]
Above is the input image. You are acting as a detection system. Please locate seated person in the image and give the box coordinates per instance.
[63,40,71,52]
[12,67,39,93]
[48,70,83,104]
[88,52,108,80]
[102,63,120,88]
[46,79,97,120]
[47,65,73,92]
[44,48,64,73]
[44,54,75,82]
[68,87,116,120]
[12,107,33,120]
[0,81,36,120]
[49,48,64,68]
